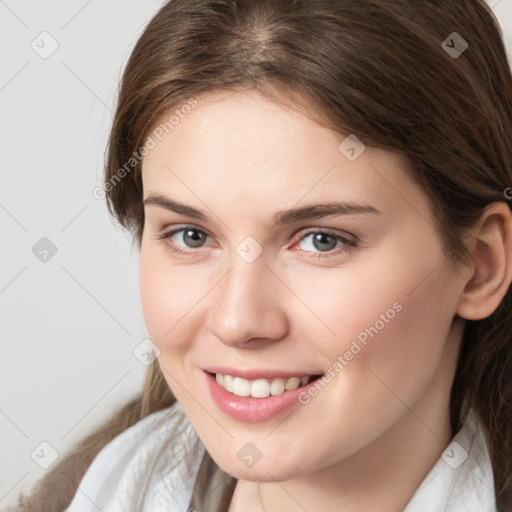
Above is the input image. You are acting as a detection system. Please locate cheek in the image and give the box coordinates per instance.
[139,247,195,353]
[139,253,205,401]
[347,270,452,415]
[361,261,453,381]
[288,252,454,403]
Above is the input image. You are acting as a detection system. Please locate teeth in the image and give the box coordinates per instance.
[251,379,271,398]
[285,377,300,390]
[232,377,251,397]
[215,373,315,398]
[223,374,234,392]
[270,378,285,396]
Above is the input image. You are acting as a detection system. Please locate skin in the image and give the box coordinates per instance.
[139,89,512,511]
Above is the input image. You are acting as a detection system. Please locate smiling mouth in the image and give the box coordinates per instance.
[209,372,323,398]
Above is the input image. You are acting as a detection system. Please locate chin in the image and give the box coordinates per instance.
[212,450,313,482]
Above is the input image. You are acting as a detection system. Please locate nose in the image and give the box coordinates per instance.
[206,253,289,348]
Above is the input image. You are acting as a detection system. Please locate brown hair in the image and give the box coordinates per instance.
[12,0,512,510]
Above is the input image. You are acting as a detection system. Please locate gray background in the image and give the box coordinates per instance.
[1,0,511,508]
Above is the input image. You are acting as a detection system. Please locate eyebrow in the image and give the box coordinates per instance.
[143,193,382,225]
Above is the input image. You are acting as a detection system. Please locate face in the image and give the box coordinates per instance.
[139,89,467,481]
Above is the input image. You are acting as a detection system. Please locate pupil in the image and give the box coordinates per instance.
[184,229,204,248]
[313,233,336,252]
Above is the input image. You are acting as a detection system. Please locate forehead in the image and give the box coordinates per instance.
[141,90,426,223]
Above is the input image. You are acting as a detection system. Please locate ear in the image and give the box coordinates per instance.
[456,201,512,320]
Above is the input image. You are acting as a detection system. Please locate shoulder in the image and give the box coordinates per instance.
[65,401,205,512]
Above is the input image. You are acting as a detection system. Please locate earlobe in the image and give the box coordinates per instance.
[456,202,512,321]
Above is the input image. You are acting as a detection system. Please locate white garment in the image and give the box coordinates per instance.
[64,402,497,512]
[64,402,205,512]
[403,407,497,512]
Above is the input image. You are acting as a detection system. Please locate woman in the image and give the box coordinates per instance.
[12,0,512,510]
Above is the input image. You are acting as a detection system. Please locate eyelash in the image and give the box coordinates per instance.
[155,225,357,259]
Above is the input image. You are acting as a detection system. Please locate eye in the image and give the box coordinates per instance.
[292,230,356,259]
[156,226,211,255]
[156,226,357,259]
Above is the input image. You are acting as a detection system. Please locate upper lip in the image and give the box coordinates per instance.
[203,366,323,380]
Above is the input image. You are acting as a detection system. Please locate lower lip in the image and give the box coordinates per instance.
[205,371,323,423]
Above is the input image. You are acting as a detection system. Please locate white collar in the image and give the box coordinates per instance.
[404,408,496,511]
[65,403,497,511]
